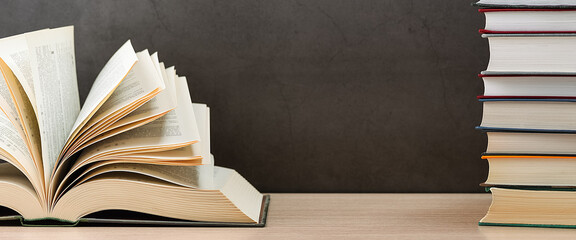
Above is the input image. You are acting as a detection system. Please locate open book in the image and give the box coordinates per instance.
[0,26,267,226]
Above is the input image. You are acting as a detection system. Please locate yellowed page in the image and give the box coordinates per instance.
[0,32,38,112]
[25,26,80,183]
[63,49,165,157]
[111,145,200,160]
[0,62,25,137]
[0,111,35,177]
[98,53,177,137]
[0,58,42,174]
[73,75,201,170]
[52,167,261,223]
[0,163,45,219]
[82,49,164,129]
[63,40,138,152]
[0,111,44,200]
[67,162,204,195]
[75,111,167,151]
[111,53,176,127]
[54,147,202,200]
[72,95,153,146]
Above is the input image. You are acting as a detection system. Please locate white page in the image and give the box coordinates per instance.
[25,26,80,182]
[87,49,164,123]
[72,163,203,190]
[192,103,214,188]
[0,111,36,183]
[0,65,24,136]
[69,49,165,151]
[50,40,138,195]
[0,58,43,176]
[191,104,211,165]
[75,53,178,149]
[0,32,38,112]
[74,75,201,168]
[0,113,45,203]
[66,40,138,142]
[104,53,176,134]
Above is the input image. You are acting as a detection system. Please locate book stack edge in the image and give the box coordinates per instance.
[475,0,576,228]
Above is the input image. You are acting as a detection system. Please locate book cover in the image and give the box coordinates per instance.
[478,9,576,34]
[478,97,576,101]
[478,96,576,99]
[474,1,576,9]
[480,187,576,228]
[476,126,576,133]
[481,71,576,75]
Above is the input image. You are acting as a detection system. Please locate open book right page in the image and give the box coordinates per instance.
[192,102,214,189]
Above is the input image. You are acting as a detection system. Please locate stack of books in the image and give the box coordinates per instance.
[475,0,576,228]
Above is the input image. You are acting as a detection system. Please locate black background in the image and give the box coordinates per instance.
[0,0,489,192]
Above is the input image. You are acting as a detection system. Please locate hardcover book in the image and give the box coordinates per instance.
[0,26,268,226]
[479,74,576,97]
[474,0,576,8]
[480,98,576,132]
[483,33,576,73]
[482,155,576,186]
[479,9,576,33]
[481,187,576,228]
[482,130,576,155]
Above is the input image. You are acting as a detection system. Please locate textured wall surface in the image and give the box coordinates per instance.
[0,0,489,192]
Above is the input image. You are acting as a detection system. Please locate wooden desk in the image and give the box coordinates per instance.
[2,193,576,239]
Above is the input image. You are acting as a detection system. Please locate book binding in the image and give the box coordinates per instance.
[0,195,270,227]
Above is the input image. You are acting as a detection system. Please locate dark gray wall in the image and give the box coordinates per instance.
[0,0,489,192]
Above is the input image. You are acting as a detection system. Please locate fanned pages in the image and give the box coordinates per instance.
[0,26,266,226]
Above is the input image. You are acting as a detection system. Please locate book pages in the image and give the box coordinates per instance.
[64,49,165,156]
[0,111,44,199]
[71,163,204,191]
[53,147,203,201]
[192,103,214,188]
[0,58,42,176]
[0,62,26,141]
[72,55,177,151]
[0,33,38,113]
[0,163,44,219]
[63,40,138,156]
[101,54,177,136]
[25,26,80,183]
[70,74,201,173]
[163,66,178,104]
[82,49,165,130]
[52,167,260,223]
[0,111,34,178]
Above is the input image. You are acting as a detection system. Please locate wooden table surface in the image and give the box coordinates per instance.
[2,193,576,239]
